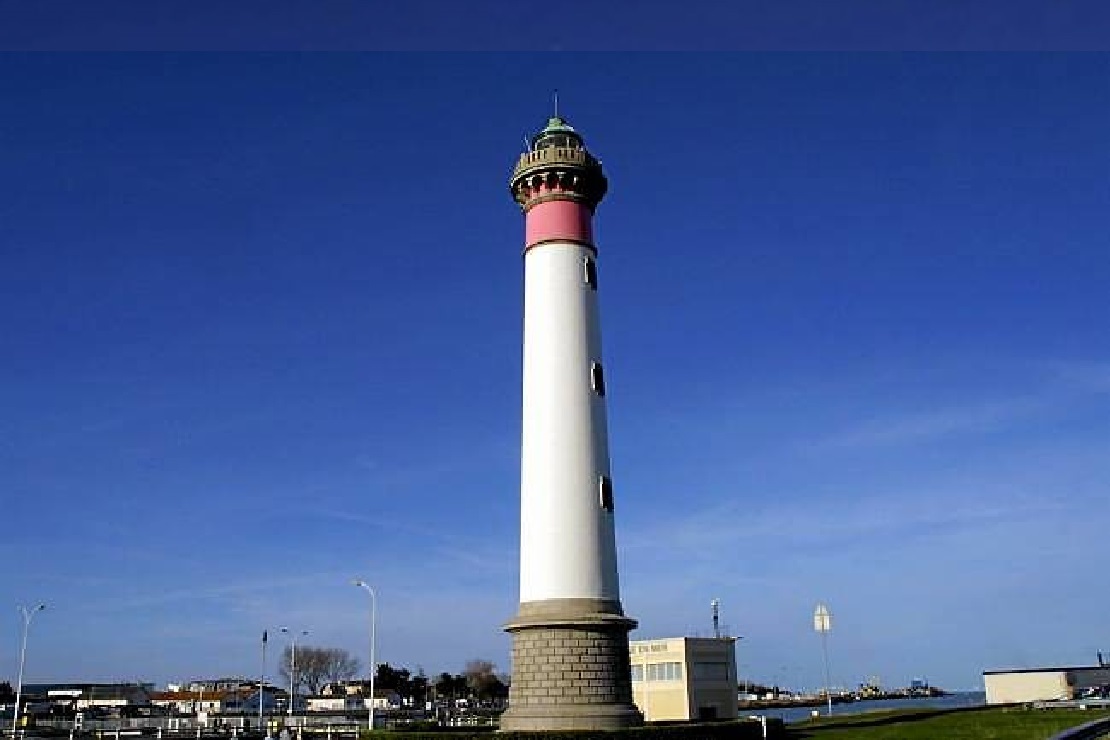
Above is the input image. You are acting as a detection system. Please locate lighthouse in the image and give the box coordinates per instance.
[500,115,642,731]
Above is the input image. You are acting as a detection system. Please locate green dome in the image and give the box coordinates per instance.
[530,116,584,150]
[542,116,576,134]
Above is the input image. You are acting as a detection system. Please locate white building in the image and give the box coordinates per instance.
[150,691,220,715]
[983,666,1110,704]
[306,688,399,712]
[35,684,152,710]
[305,696,351,712]
[630,637,738,722]
[149,687,284,715]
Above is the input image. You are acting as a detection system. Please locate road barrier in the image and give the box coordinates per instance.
[1046,715,1110,740]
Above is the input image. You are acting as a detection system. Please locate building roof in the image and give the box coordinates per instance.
[541,116,576,135]
[629,636,739,644]
[25,683,152,699]
[983,666,1109,675]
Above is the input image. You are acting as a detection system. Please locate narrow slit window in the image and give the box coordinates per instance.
[599,475,614,512]
[583,257,598,290]
[590,361,606,397]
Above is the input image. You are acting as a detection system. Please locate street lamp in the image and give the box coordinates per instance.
[12,604,46,738]
[813,603,833,717]
[279,627,309,717]
[352,579,377,733]
[259,630,269,727]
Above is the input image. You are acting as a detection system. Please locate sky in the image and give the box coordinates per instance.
[2,51,1109,694]
[2,1,1110,50]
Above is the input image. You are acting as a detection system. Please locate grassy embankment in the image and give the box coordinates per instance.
[786,705,1110,740]
[358,707,1109,740]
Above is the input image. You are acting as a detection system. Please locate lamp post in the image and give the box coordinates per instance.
[12,604,46,738]
[260,630,269,727]
[352,579,377,733]
[280,627,309,717]
[813,603,833,717]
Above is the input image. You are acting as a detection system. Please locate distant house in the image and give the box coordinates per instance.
[321,681,372,697]
[368,689,402,711]
[306,696,344,712]
[148,686,285,715]
[317,682,400,710]
[150,691,216,715]
[239,686,285,714]
[305,695,366,712]
[26,684,152,711]
[181,678,257,693]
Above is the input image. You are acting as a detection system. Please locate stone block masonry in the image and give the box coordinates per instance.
[500,598,642,731]
[510,627,633,706]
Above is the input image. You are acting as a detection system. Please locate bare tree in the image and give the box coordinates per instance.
[279,646,361,695]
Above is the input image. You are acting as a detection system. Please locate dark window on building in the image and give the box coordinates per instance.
[590,362,606,397]
[583,257,597,290]
[599,476,614,512]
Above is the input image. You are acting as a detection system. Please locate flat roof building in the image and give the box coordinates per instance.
[24,683,152,708]
[983,666,1110,704]
[630,637,738,722]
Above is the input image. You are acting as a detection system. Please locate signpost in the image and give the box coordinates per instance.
[813,603,833,717]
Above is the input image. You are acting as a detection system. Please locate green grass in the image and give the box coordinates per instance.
[786,705,1110,740]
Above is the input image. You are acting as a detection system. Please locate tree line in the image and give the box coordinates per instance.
[277,647,507,702]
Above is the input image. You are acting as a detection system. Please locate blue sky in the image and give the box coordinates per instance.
[2,53,1109,693]
[2,1,1109,50]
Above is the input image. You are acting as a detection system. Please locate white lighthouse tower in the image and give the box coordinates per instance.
[500,115,642,731]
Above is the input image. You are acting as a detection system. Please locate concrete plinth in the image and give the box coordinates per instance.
[500,598,643,732]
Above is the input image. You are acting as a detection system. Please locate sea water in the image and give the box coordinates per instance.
[751,691,987,724]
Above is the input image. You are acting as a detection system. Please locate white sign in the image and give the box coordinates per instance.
[813,603,831,633]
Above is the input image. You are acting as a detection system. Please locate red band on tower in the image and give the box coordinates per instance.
[525,199,594,248]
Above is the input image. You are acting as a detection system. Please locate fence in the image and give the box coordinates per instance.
[4,715,364,739]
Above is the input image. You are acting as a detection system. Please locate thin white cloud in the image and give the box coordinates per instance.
[1048,358,1110,394]
[310,508,514,575]
[808,395,1048,450]
[805,357,1110,451]
[77,571,354,613]
[621,482,1059,564]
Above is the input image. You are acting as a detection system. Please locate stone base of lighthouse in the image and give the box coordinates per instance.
[501,598,643,732]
